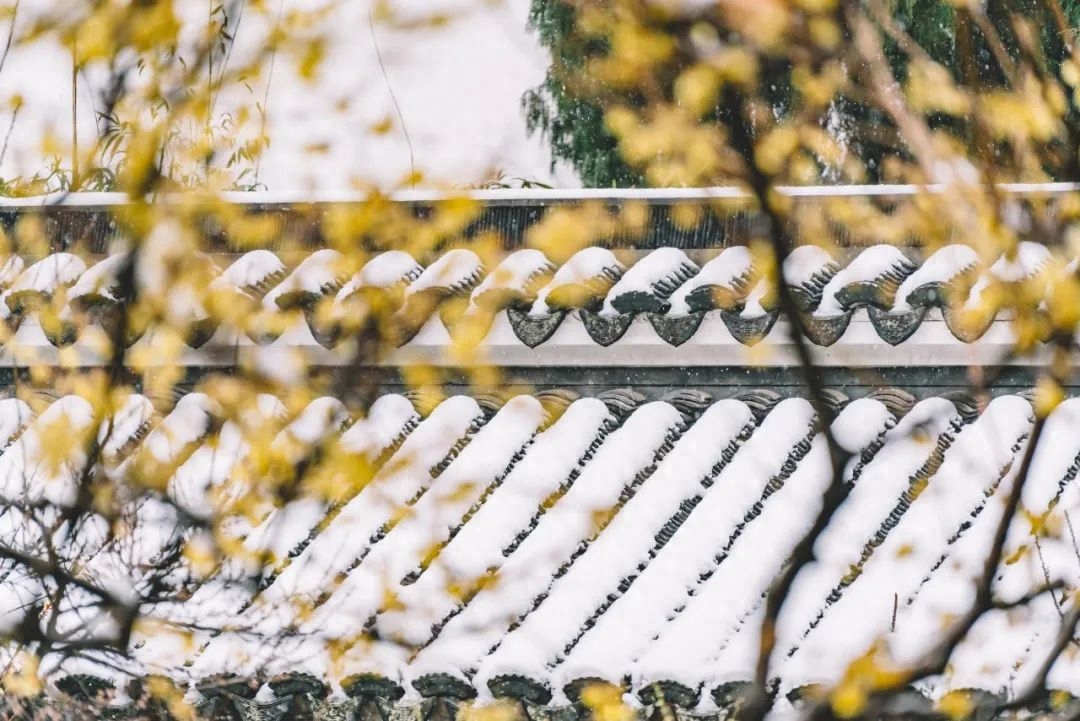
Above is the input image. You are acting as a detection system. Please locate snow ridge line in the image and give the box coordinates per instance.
[787,410,967,654]
[695,405,898,669]
[308,415,489,608]
[495,418,690,644]
[280,413,422,567]
[554,418,757,661]
[649,411,899,688]
[417,413,616,652]
[904,429,1032,610]
[236,410,485,616]
[398,433,539,588]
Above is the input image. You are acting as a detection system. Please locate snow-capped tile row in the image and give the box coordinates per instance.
[6,386,1080,716]
[0,241,1064,359]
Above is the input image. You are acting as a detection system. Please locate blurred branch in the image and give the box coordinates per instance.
[991,579,1066,610]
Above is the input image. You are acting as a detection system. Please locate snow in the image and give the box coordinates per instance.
[633,436,832,690]
[783,245,837,289]
[470,249,554,308]
[338,394,420,457]
[215,250,286,295]
[305,396,546,639]
[740,277,771,317]
[8,253,86,296]
[138,393,219,466]
[888,399,1080,695]
[0,394,95,505]
[991,242,1052,283]
[407,249,484,296]
[262,249,345,309]
[668,247,753,316]
[772,398,963,659]
[0,256,24,290]
[782,396,1033,690]
[235,395,482,613]
[411,401,683,680]
[9,384,1080,696]
[98,394,154,460]
[531,248,624,316]
[279,396,349,447]
[0,397,32,450]
[892,245,979,311]
[829,397,895,454]
[338,251,423,298]
[549,398,816,687]
[815,245,914,317]
[475,399,753,686]
[67,254,127,303]
[601,248,698,316]
[375,398,611,647]
[964,242,1053,310]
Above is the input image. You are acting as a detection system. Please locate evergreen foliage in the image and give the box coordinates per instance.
[525,0,1079,186]
[523,1,645,187]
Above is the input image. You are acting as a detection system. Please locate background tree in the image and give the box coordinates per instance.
[525,0,1080,183]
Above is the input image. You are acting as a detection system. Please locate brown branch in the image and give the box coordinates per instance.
[991,579,1065,610]
[0,542,134,622]
[719,84,855,721]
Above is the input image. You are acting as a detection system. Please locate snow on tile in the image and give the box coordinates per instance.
[634,435,831,690]
[9,253,86,296]
[783,396,1032,690]
[773,398,962,652]
[470,249,554,309]
[668,247,752,316]
[477,399,754,686]
[263,249,345,309]
[376,398,613,647]
[892,245,978,311]
[783,245,838,289]
[550,399,816,687]
[410,401,683,679]
[601,248,698,316]
[0,397,33,450]
[815,245,913,317]
[0,256,25,291]
[339,394,420,458]
[407,249,484,296]
[99,394,154,462]
[69,253,129,303]
[964,242,1052,310]
[235,395,482,612]
[337,252,423,301]
[215,250,286,296]
[889,399,1080,695]
[0,394,96,506]
[305,395,546,638]
[531,248,624,316]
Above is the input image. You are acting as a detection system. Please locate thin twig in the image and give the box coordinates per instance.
[991,579,1065,611]
[369,8,416,187]
[0,103,20,169]
[0,0,20,79]
[254,0,285,186]
[1066,510,1080,570]
[998,599,1080,711]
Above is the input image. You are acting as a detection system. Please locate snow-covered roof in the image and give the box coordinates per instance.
[7,387,1080,716]
[0,240,1067,370]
